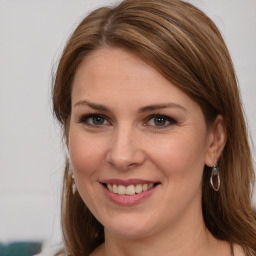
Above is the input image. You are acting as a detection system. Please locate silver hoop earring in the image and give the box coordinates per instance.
[72,174,76,194]
[210,164,220,191]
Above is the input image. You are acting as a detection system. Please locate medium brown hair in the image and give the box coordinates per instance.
[52,0,256,255]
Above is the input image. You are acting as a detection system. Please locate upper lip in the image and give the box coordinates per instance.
[100,179,160,186]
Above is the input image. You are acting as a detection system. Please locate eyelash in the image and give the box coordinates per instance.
[77,113,177,128]
[145,114,177,128]
[78,114,109,127]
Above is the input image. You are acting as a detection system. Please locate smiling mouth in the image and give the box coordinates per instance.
[102,183,160,196]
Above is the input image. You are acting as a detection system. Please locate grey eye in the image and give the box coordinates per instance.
[147,114,177,128]
[92,116,106,125]
[79,114,109,126]
[153,116,167,126]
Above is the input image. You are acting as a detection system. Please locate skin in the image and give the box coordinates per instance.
[69,47,230,256]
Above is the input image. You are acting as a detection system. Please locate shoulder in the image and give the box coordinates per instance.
[33,240,64,256]
[233,244,246,256]
[34,250,65,256]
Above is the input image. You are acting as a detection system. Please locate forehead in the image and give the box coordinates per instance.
[71,47,201,114]
[74,47,163,86]
[73,48,172,95]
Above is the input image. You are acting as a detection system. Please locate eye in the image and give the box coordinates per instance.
[79,114,109,126]
[146,114,177,128]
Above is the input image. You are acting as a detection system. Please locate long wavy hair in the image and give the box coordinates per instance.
[52,0,256,255]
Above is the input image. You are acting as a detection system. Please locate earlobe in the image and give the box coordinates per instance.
[205,115,227,167]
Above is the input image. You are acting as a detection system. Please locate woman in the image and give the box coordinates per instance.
[52,0,256,255]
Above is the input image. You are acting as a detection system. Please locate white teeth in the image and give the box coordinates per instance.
[117,185,126,195]
[135,184,143,194]
[106,183,154,195]
[126,185,136,195]
[107,184,113,192]
[148,183,154,189]
[113,184,118,194]
[142,184,148,192]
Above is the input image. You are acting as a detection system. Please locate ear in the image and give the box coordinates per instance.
[205,115,227,167]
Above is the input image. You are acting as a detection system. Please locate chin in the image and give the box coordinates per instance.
[103,215,157,239]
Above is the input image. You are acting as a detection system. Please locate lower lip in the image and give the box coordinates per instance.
[102,185,157,206]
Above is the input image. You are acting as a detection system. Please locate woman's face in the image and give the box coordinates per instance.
[69,47,215,238]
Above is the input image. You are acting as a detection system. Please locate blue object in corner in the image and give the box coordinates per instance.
[0,241,42,256]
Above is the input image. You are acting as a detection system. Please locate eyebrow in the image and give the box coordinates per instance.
[74,100,186,113]
[74,100,110,111]
[138,103,186,113]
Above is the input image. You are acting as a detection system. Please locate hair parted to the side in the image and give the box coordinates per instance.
[52,0,256,255]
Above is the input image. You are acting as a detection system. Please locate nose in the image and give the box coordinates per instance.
[106,126,145,171]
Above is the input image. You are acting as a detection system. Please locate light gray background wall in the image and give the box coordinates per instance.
[0,0,255,245]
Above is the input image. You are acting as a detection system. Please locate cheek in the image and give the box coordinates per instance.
[148,133,207,219]
[149,131,207,182]
[69,130,106,178]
